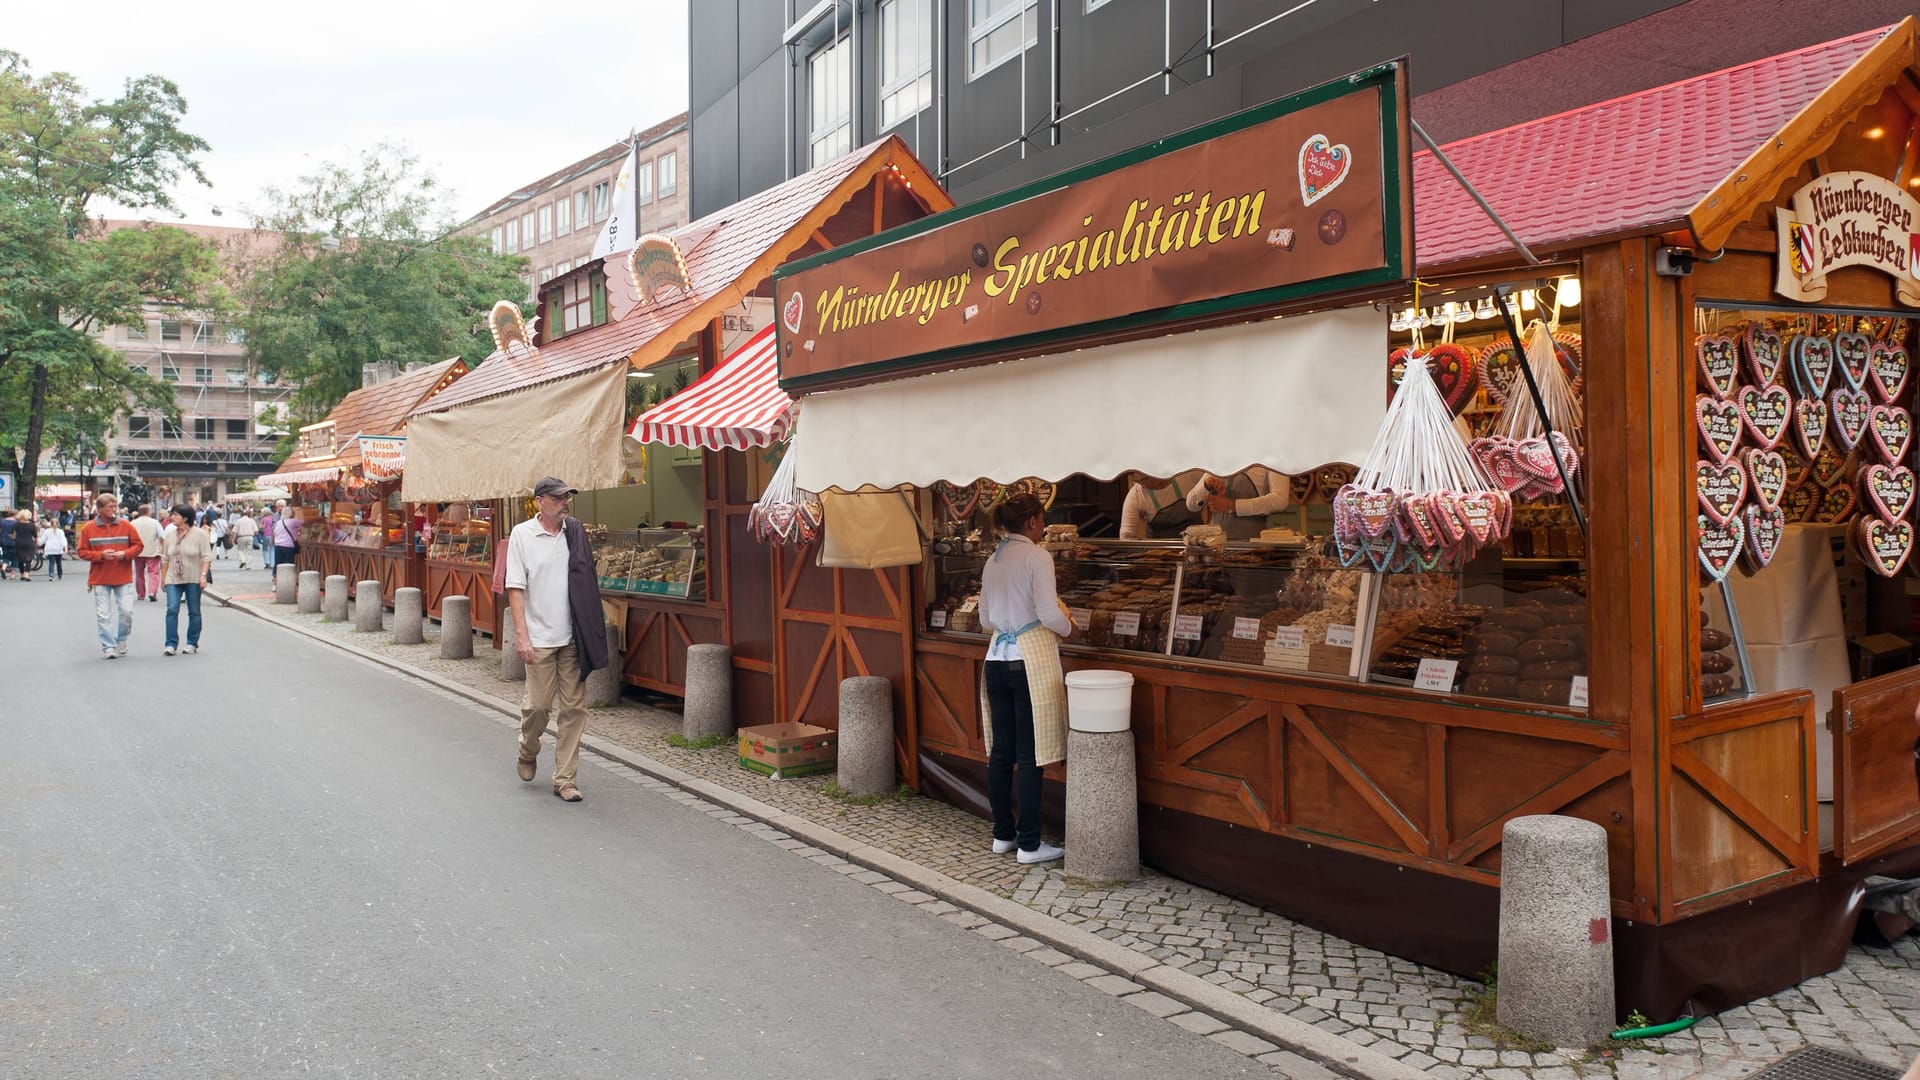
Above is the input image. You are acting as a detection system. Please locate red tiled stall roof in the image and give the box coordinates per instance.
[1412,24,1895,271]
[291,357,467,466]
[418,137,945,417]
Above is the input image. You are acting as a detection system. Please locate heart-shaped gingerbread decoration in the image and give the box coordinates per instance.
[934,480,979,520]
[1696,459,1748,525]
[1744,448,1787,512]
[1697,512,1745,582]
[1819,483,1859,524]
[1396,494,1443,550]
[1456,491,1504,545]
[1793,334,1836,398]
[1470,436,1531,494]
[1360,532,1399,572]
[1859,516,1915,577]
[1696,396,1743,464]
[1794,398,1829,459]
[1515,436,1571,491]
[1298,133,1352,206]
[1696,333,1740,399]
[1478,339,1523,405]
[1778,442,1812,487]
[1352,487,1398,539]
[1782,482,1819,523]
[1744,504,1785,572]
[1862,463,1917,522]
[1835,331,1872,391]
[1336,533,1368,568]
[1745,324,1787,387]
[1869,404,1913,464]
[1737,383,1791,450]
[1870,342,1911,405]
[1830,387,1871,452]
[1812,444,1850,490]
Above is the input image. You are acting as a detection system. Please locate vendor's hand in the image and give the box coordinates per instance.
[1206,493,1234,513]
[1204,476,1225,495]
[515,638,536,664]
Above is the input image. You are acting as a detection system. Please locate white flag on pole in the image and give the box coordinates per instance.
[591,142,641,260]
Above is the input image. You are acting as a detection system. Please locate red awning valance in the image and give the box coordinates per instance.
[629,325,794,451]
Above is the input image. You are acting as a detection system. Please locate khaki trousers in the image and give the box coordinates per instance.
[519,640,588,786]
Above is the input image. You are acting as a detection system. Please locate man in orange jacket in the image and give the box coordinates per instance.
[74,491,142,658]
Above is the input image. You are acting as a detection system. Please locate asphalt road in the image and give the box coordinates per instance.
[0,570,1265,1079]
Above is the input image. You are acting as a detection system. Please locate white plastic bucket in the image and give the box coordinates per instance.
[1065,669,1135,732]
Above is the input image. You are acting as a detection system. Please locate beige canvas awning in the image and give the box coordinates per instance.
[401,362,628,503]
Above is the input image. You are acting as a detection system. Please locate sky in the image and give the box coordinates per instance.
[5,0,690,229]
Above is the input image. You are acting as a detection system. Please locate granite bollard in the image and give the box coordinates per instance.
[296,570,321,613]
[393,587,424,644]
[585,664,620,707]
[683,643,733,740]
[274,563,297,604]
[353,581,383,631]
[321,575,350,622]
[1497,814,1616,1047]
[1064,670,1139,882]
[498,616,525,682]
[439,595,473,659]
[837,676,895,796]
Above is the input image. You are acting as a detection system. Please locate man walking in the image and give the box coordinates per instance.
[505,476,609,803]
[129,504,163,603]
[231,510,257,569]
[75,492,141,658]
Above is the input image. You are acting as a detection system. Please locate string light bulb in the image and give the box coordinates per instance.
[1520,289,1537,312]
[1558,276,1582,307]
[1390,308,1410,332]
[1474,297,1496,320]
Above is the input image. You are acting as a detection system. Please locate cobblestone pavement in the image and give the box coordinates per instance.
[223,578,1920,1079]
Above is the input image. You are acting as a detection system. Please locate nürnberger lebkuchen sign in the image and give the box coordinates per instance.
[1775,171,1920,308]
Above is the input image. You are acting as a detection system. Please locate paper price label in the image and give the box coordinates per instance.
[930,610,948,628]
[1174,614,1205,641]
[1324,624,1356,648]
[1569,675,1589,708]
[1069,607,1092,631]
[1232,617,1262,641]
[958,598,978,613]
[1272,626,1305,649]
[1414,658,1459,693]
[1112,611,1141,637]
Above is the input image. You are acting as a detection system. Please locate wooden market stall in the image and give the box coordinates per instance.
[262,357,469,608]
[770,23,1920,1021]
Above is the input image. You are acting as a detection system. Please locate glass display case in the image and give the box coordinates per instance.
[427,503,494,564]
[595,527,707,600]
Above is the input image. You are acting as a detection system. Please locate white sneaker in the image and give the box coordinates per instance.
[991,838,1017,854]
[164,646,176,656]
[183,645,198,655]
[1017,843,1065,865]
[103,649,117,660]
[115,646,127,657]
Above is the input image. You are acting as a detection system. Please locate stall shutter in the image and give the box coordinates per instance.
[1833,666,1920,865]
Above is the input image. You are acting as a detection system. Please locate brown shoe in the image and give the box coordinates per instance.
[516,759,536,782]
[554,782,583,802]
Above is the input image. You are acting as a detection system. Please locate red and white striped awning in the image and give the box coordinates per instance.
[258,463,345,487]
[628,324,794,451]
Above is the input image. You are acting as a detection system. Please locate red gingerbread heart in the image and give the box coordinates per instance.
[1793,334,1835,398]
[1737,383,1791,450]
[1456,491,1504,545]
[1794,398,1829,459]
[1869,404,1913,464]
[1395,494,1443,550]
[1745,325,1787,387]
[1744,449,1787,512]
[1697,513,1745,582]
[1870,342,1911,405]
[1862,463,1917,522]
[1859,516,1915,577]
[1744,504,1785,572]
[1695,396,1743,464]
[1696,334,1739,399]
[1338,485,1397,539]
[1696,460,1747,525]
[1297,133,1352,206]
[1835,331,1872,391]
[1830,387,1871,452]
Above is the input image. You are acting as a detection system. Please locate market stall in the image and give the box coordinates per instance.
[773,22,1920,1021]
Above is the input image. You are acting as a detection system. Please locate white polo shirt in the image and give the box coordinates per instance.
[504,516,573,648]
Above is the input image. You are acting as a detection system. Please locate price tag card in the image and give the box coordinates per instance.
[958,598,978,613]
[1272,626,1306,649]
[930,610,948,628]
[1232,617,1262,641]
[1324,624,1356,648]
[1112,611,1141,637]
[1569,675,1589,708]
[1414,658,1459,693]
[1173,614,1205,641]
[1069,607,1092,631]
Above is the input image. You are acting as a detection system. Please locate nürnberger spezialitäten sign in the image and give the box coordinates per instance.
[775,64,1411,391]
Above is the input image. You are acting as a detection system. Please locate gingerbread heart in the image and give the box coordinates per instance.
[1479,339,1522,405]
[1794,398,1829,459]
[1362,532,1399,573]
[1869,404,1913,464]
[1470,436,1531,494]
[934,480,978,520]
[1782,482,1818,523]
[1830,387,1871,452]
[1819,483,1858,524]
[1336,533,1369,569]
[1737,383,1791,450]
[1414,542,1451,573]
[1744,448,1787,512]
[1697,513,1745,582]
[1745,324,1787,387]
[1515,436,1570,491]
[1348,486,1398,539]
[1870,342,1911,405]
[1456,491,1504,545]
[1696,333,1740,399]
[1696,396,1743,464]
[1298,133,1352,206]
[1863,463,1917,522]
[1554,332,1584,377]
[1859,516,1915,577]
[1696,460,1748,525]
[1778,442,1812,487]
[1744,504,1785,572]
[1836,331,1872,391]
[1812,444,1850,490]
[1396,494,1444,550]
[1793,334,1835,398]
[761,502,797,541]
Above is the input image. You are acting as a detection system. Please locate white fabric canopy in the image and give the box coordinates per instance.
[258,464,345,487]
[791,306,1386,491]
[402,362,628,502]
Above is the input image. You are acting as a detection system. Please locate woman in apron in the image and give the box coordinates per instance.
[1188,466,1292,541]
[1118,469,1207,539]
[976,493,1073,865]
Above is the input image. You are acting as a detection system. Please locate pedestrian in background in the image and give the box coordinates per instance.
[154,485,173,519]
[161,504,211,656]
[231,511,257,569]
[259,504,278,573]
[504,476,609,803]
[129,504,163,603]
[39,517,67,581]
[210,512,229,559]
[12,511,38,580]
[0,510,15,582]
[75,491,141,659]
[270,503,299,569]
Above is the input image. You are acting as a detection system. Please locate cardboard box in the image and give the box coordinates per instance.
[738,722,838,780]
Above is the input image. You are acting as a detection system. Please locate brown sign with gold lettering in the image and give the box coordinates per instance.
[775,64,1411,391]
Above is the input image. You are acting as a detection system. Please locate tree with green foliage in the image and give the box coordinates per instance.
[234,144,528,430]
[0,51,220,507]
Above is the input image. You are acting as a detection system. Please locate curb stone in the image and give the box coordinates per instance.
[209,586,1423,1080]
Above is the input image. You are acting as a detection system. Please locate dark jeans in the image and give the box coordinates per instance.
[165,583,203,649]
[984,659,1043,851]
[45,554,61,579]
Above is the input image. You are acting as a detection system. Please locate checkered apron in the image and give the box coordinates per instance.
[979,622,1068,767]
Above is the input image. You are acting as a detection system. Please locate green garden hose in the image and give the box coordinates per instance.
[1611,1016,1698,1040]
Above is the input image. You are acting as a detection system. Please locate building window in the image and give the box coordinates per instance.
[555,259,570,275]
[126,320,147,340]
[162,418,181,440]
[194,418,214,440]
[162,364,181,383]
[226,419,248,441]
[128,416,150,439]
[558,267,608,334]
[195,367,211,384]
[590,267,607,326]
[637,160,654,206]
[225,326,245,344]
[574,190,590,229]
[193,322,212,345]
[538,204,553,244]
[968,0,1036,79]
[592,181,610,221]
[491,225,503,253]
[880,0,933,129]
[658,152,677,196]
[505,218,519,253]
[1085,0,1111,9]
[539,266,553,284]
[520,212,535,248]
[161,320,182,341]
[808,34,852,166]
[226,368,247,387]
[555,197,570,236]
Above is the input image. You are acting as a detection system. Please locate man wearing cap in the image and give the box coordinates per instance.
[505,476,610,802]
